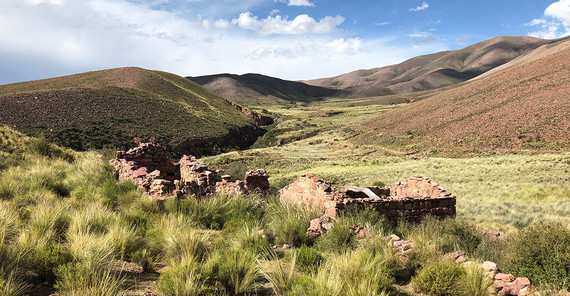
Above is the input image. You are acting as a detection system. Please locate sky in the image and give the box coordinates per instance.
[1,0,570,84]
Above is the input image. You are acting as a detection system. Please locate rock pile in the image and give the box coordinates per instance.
[179,155,218,196]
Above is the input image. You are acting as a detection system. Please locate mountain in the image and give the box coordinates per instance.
[353,37,570,151]
[0,67,263,155]
[305,36,555,98]
[187,73,338,105]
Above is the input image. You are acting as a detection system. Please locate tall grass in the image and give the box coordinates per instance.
[264,200,321,246]
[260,250,298,295]
[208,248,260,294]
[157,257,209,296]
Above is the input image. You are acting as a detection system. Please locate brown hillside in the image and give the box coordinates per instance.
[305,36,552,98]
[187,73,338,106]
[357,40,570,150]
[0,67,261,155]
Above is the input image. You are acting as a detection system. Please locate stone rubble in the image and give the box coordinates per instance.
[110,143,270,198]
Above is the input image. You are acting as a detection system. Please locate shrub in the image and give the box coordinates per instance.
[104,223,143,260]
[157,257,209,296]
[208,249,260,294]
[25,242,73,283]
[146,215,210,263]
[412,258,465,296]
[507,223,570,287]
[294,246,323,274]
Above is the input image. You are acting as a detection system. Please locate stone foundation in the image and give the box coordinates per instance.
[280,174,456,223]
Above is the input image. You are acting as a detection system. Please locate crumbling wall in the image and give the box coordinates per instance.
[110,143,180,192]
[111,143,270,198]
[279,174,343,216]
[280,174,456,223]
[179,155,217,195]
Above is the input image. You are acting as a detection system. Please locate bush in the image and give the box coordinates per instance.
[0,271,29,296]
[228,223,271,255]
[25,242,73,283]
[315,249,396,296]
[261,250,297,296]
[507,223,570,287]
[412,258,465,296]
[295,246,323,274]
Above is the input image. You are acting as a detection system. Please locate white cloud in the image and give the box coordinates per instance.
[214,19,231,29]
[375,22,390,26]
[231,12,344,35]
[276,0,315,7]
[288,0,314,7]
[0,0,445,84]
[410,1,429,12]
[527,0,570,39]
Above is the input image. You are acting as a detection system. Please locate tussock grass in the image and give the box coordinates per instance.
[264,200,320,246]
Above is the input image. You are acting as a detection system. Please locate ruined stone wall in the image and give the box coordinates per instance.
[279,174,343,216]
[280,174,456,222]
[179,155,217,195]
[111,143,270,198]
[110,143,180,192]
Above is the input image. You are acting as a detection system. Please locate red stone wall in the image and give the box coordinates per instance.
[280,174,456,222]
[279,174,343,216]
[110,143,180,193]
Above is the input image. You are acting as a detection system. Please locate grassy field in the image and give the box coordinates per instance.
[1,85,569,295]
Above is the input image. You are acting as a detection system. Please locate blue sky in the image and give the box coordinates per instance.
[1,0,569,84]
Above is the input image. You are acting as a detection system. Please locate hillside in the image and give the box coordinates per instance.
[353,38,570,151]
[187,73,338,106]
[0,67,261,155]
[305,36,553,97]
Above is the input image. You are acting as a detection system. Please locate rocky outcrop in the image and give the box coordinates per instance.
[229,102,274,126]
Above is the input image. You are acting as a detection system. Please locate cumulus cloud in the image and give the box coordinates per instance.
[410,1,429,12]
[527,0,570,39]
[276,0,315,7]
[0,0,445,84]
[231,12,344,35]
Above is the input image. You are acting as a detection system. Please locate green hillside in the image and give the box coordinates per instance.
[0,67,261,155]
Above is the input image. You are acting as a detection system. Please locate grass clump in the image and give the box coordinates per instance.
[55,260,125,296]
[264,201,320,246]
[457,262,493,296]
[260,250,298,296]
[208,248,260,295]
[412,258,465,296]
[157,257,209,296]
[294,245,323,274]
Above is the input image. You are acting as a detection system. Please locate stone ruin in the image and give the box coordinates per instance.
[110,143,270,198]
[280,173,456,223]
